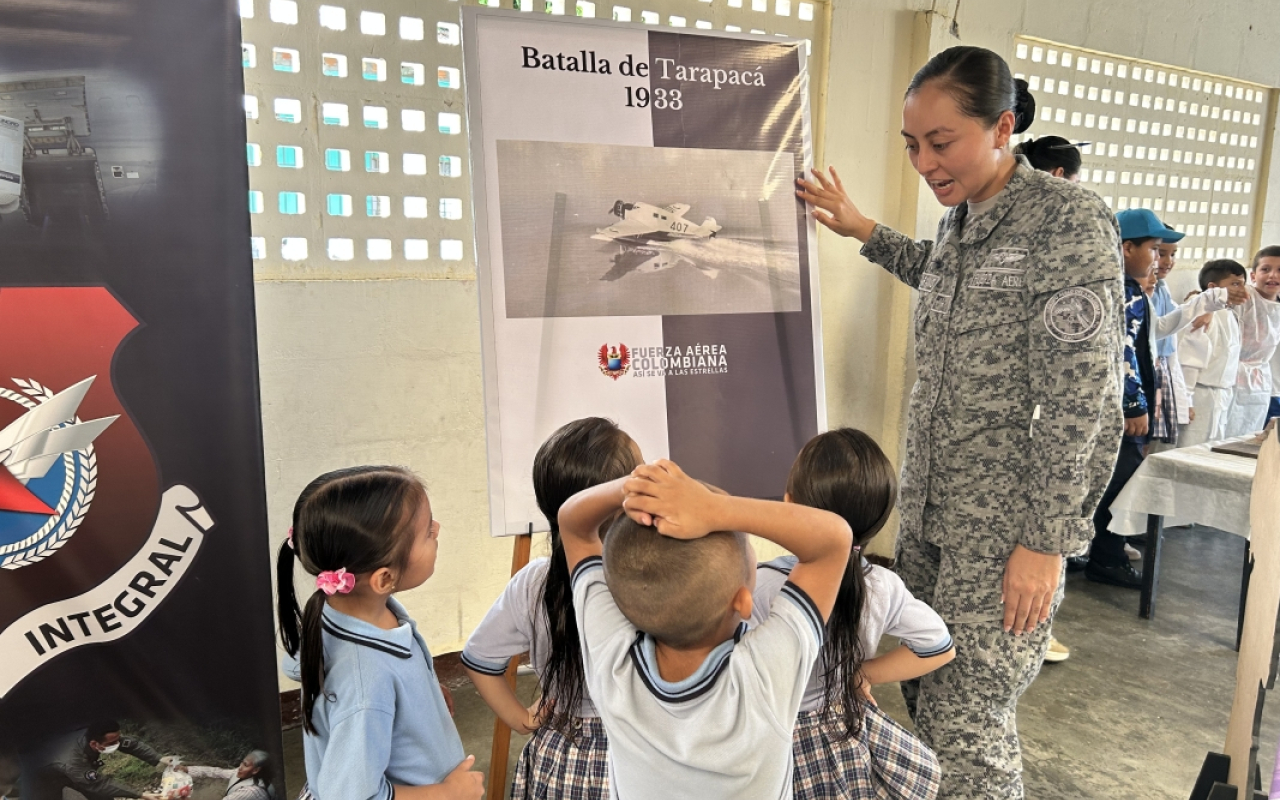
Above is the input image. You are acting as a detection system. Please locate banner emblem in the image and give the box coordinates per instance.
[0,377,116,570]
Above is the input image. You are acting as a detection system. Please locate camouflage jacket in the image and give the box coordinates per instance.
[861,159,1125,558]
[36,731,160,800]
[1122,276,1156,430]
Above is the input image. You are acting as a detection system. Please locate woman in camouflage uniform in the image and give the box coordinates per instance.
[797,46,1124,799]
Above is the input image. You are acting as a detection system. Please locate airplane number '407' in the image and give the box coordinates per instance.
[625,87,683,110]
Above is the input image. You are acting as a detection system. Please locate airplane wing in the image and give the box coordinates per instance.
[0,377,97,452]
[663,203,691,217]
[1,416,118,482]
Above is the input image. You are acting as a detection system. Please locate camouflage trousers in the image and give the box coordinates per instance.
[896,521,1065,800]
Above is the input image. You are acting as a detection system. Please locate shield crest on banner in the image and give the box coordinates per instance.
[0,287,160,636]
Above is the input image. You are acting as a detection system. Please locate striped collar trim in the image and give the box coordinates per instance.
[571,555,604,589]
[321,600,415,659]
[780,581,825,647]
[628,622,746,704]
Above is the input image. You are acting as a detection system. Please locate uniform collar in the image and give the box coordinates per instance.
[321,597,417,659]
[956,155,1032,245]
[77,735,103,764]
[629,623,746,703]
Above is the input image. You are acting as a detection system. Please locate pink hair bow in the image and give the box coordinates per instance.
[316,568,356,595]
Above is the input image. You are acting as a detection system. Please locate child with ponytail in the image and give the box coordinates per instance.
[277,466,484,800]
[753,429,954,800]
[461,418,641,799]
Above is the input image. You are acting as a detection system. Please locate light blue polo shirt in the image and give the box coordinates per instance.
[572,555,824,800]
[1152,280,1178,358]
[283,598,465,800]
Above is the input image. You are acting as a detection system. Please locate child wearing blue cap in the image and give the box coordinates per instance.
[1084,209,1180,588]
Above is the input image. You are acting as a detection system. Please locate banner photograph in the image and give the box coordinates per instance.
[0,0,281,797]
[465,8,826,536]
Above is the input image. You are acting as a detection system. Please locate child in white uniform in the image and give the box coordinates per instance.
[463,418,640,799]
[562,460,851,800]
[1179,261,1246,447]
[752,429,952,800]
[1226,247,1280,435]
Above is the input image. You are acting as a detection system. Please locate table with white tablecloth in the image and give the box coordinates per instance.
[1106,438,1257,623]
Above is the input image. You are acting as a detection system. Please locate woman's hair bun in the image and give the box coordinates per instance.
[1012,78,1035,134]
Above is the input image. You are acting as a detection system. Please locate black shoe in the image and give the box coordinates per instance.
[1066,555,1089,573]
[1085,559,1143,589]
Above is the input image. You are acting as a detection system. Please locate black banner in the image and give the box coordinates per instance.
[0,0,281,798]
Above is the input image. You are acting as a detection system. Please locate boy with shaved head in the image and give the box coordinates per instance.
[560,460,851,800]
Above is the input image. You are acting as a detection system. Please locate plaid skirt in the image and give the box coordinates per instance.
[1152,355,1180,445]
[511,716,610,800]
[792,705,940,800]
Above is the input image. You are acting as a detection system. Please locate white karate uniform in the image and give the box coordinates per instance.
[1225,286,1280,436]
[1178,308,1241,447]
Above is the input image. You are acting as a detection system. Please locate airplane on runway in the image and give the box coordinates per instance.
[592,199,721,246]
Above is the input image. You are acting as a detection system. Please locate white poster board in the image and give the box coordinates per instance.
[463,8,825,535]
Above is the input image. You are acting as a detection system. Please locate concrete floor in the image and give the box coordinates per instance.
[283,525,1279,799]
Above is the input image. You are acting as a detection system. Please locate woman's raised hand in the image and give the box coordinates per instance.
[795,167,877,242]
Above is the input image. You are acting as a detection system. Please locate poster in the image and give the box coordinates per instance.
[0,0,283,798]
[464,8,826,536]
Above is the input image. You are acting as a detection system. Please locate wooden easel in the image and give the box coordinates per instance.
[486,530,533,800]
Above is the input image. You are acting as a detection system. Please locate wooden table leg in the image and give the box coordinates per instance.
[1236,539,1252,652]
[1140,514,1164,619]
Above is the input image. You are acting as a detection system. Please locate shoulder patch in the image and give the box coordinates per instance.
[84,769,99,782]
[1044,287,1105,342]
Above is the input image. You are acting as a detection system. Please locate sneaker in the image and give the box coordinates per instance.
[1044,636,1070,663]
[1085,559,1143,589]
[1066,555,1089,573]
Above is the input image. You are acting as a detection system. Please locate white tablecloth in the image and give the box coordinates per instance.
[1107,438,1258,538]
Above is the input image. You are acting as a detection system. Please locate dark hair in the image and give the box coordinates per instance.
[1123,236,1160,247]
[277,466,426,734]
[1251,245,1280,270]
[532,418,639,737]
[908,46,1035,134]
[603,516,749,648]
[785,428,897,740]
[1200,259,1247,289]
[85,720,120,744]
[1014,136,1081,178]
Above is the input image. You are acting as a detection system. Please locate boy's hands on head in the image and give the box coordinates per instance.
[622,460,723,539]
